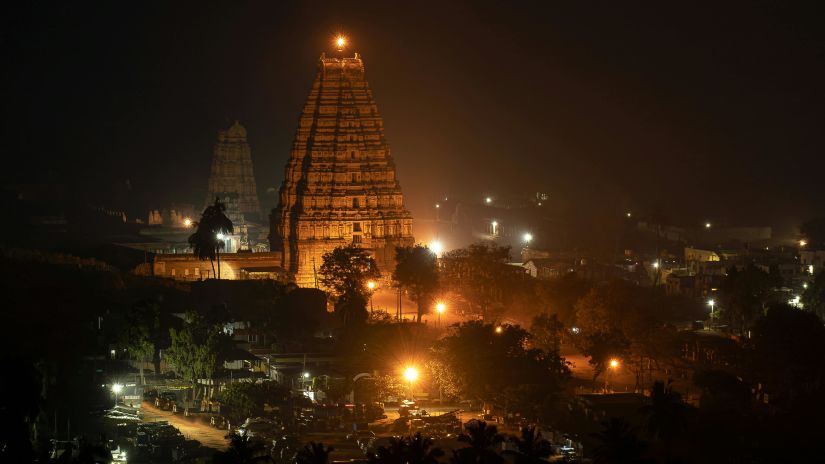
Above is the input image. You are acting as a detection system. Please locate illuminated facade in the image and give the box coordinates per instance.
[206,121,262,220]
[270,52,414,287]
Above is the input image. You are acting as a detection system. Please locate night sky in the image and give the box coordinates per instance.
[4,1,824,233]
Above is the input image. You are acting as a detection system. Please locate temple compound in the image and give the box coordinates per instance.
[270,51,414,287]
[206,121,262,221]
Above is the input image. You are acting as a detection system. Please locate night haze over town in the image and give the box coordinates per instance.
[3,2,825,463]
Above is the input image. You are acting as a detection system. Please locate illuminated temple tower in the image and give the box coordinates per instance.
[270,50,414,287]
[205,121,261,221]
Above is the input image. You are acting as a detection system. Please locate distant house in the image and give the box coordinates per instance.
[523,258,575,280]
[666,273,697,297]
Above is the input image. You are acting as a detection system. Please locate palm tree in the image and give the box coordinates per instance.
[188,197,233,279]
[297,442,334,464]
[504,426,554,464]
[591,417,649,464]
[453,420,505,464]
[212,433,272,463]
[369,433,444,464]
[640,380,688,442]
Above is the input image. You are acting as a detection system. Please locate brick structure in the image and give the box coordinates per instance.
[270,52,414,287]
[206,121,261,220]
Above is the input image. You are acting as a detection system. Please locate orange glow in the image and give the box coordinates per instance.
[335,35,347,50]
[609,358,620,369]
[495,326,503,334]
[435,302,446,313]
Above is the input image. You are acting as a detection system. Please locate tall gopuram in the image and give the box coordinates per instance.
[270,50,414,287]
[205,121,262,221]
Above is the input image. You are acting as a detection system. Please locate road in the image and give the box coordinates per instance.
[141,402,229,450]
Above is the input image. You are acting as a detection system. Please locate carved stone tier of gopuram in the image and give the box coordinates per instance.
[205,121,262,221]
[270,51,414,287]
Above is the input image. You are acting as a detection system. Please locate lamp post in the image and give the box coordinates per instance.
[367,280,377,314]
[435,302,446,327]
[605,358,619,393]
[707,299,715,328]
[403,366,418,401]
[112,383,123,407]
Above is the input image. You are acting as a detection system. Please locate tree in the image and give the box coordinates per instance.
[454,420,505,464]
[720,265,778,332]
[368,433,444,464]
[393,245,440,323]
[430,322,569,421]
[319,245,380,325]
[165,311,228,401]
[640,380,688,442]
[216,382,265,424]
[188,197,234,279]
[530,312,564,355]
[120,300,160,385]
[504,426,554,464]
[590,418,649,464]
[297,442,334,464]
[441,243,517,319]
[213,432,273,464]
[801,270,825,319]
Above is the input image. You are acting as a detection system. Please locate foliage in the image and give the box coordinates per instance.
[119,300,160,384]
[430,321,569,420]
[640,381,689,442]
[440,243,518,319]
[188,197,234,278]
[454,420,505,464]
[213,432,272,463]
[505,426,555,464]
[297,442,334,464]
[165,311,229,397]
[749,304,825,405]
[801,269,825,319]
[530,312,564,354]
[393,244,440,322]
[720,265,780,331]
[368,433,444,464]
[319,245,379,326]
[590,418,649,464]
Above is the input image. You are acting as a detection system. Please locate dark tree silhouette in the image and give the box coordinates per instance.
[393,244,440,323]
[297,442,334,464]
[369,433,443,464]
[213,432,273,463]
[504,426,555,464]
[591,418,649,464]
[453,420,505,464]
[319,245,379,325]
[188,197,234,279]
[640,380,688,442]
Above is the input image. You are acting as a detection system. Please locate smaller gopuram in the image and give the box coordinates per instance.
[205,121,262,221]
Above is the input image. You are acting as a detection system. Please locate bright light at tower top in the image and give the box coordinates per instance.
[335,35,347,50]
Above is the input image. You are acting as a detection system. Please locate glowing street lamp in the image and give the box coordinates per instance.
[216,232,226,240]
[112,383,123,406]
[523,232,533,244]
[367,280,377,313]
[435,302,446,327]
[626,212,632,218]
[183,218,192,227]
[485,197,492,204]
[495,326,503,334]
[605,358,620,393]
[799,240,807,248]
[609,358,620,369]
[707,299,715,321]
[403,366,419,401]
[705,222,712,229]
[429,240,444,257]
[652,260,660,269]
[491,221,499,236]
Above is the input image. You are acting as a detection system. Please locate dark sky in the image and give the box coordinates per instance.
[4,1,824,233]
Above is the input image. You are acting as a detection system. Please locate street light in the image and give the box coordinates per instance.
[652,260,659,269]
[435,302,446,327]
[523,232,533,244]
[485,197,492,204]
[707,299,715,322]
[183,218,192,227]
[429,240,444,257]
[626,212,632,218]
[491,221,498,236]
[705,222,712,229]
[799,240,807,248]
[367,280,377,313]
[495,326,503,334]
[403,366,419,401]
[112,383,123,406]
[605,358,619,393]
[216,232,226,240]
